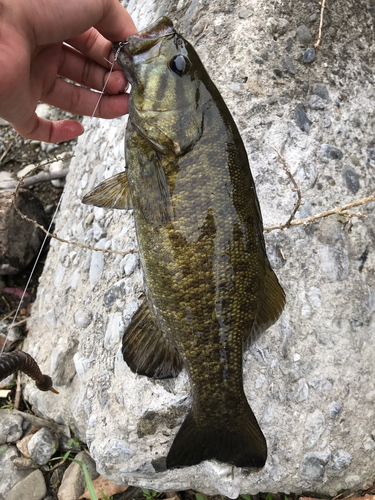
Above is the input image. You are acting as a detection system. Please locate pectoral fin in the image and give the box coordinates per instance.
[82,172,132,209]
[249,262,285,339]
[122,301,183,379]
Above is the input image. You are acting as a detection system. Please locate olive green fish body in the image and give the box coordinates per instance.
[83,17,285,469]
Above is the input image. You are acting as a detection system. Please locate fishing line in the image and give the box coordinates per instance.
[0,196,63,356]
[90,42,128,122]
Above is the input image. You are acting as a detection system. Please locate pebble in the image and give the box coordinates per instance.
[13,456,38,469]
[331,450,352,471]
[121,253,139,276]
[253,55,265,65]
[74,309,92,328]
[238,8,252,19]
[0,410,24,444]
[303,47,315,63]
[6,469,46,500]
[17,164,37,179]
[296,25,312,45]
[73,352,90,383]
[342,166,360,194]
[277,18,290,35]
[104,312,125,351]
[57,451,99,500]
[0,446,33,500]
[367,147,375,162]
[310,95,327,110]
[282,57,295,75]
[329,401,341,419]
[312,83,330,101]
[304,409,325,448]
[28,427,58,465]
[295,105,311,133]
[300,450,331,480]
[89,238,106,284]
[285,37,293,52]
[93,222,107,241]
[321,144,344,160]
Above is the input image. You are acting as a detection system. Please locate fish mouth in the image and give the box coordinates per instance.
[113,16,175,58]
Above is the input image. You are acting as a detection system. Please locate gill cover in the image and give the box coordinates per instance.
[115,17,209,157]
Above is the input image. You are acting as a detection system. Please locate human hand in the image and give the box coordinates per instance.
[0,0,137,142]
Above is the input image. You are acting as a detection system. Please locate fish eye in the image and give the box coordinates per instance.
[169,55,190,76]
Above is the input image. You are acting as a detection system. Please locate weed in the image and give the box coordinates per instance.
[241,495,252,500]
[142,488,158,500]
[195,493,207,500]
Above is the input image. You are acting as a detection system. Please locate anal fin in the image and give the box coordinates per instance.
[82,172,132,210]
[122,301,183,379]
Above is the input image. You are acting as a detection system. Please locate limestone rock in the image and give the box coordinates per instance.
[0,409,23,444]
[57,451,99,500]
[6,469,47,500]
[0,446,32,500]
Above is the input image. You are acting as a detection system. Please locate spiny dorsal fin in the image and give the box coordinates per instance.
[249,262,285,339]
[122,301,183,379]
[82,172,132,209]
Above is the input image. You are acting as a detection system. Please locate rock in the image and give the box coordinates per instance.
[311,83,330,101]
[57,451,99,500]
[329,401,341,419]
[295,105,311,133]
[277,19,290,35]
[310,95,327,110]
[304,409,325,448]
[296,25,312,44]
[74,310,92,328]
[6,469,46,500]
[238,8,252,19]
[0,190,47,276]
[22,1,375,496]
[0,410,23,444]
[121,253,139,276]
[282,57,295,75]
[342,166,360,194]
[300,450,331,480]
[331,450,352,471]
[321,144,344,160]
[253,55,265,64]
[17,164,37,179]
[303,47,315,63]
[28,428,59,465]
[0,445,32,500]
[284,37,293,52]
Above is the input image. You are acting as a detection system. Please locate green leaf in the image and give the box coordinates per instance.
[0,447,7,456]
[151,491,157,498]
[72,459,98,500]
[141,489,150,495]
[265,493,273,500]
[241,495,252,500]
[196,493,207,500]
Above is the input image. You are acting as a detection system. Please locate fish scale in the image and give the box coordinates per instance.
[83,16,285,470]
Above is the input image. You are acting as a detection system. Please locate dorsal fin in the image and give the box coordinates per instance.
[122,302,183,379]
[249,262,285,339]
[82,172,132,209]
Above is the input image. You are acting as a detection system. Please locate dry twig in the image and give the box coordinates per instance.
[314,0,327,49]
[0,137,16,166]
[264,147,374,232]
[14,370,22,410]
[11,158,133,258]
[266,147,303,231]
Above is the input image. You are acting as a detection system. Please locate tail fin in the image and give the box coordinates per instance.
[166,403,267,469]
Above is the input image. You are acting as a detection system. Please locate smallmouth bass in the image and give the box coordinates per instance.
[83,17,285,469]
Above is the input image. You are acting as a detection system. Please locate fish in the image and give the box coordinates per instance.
[82,16,285,470]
